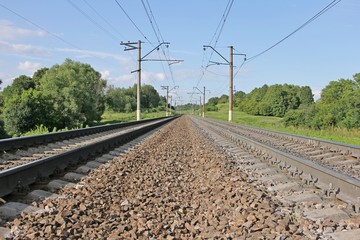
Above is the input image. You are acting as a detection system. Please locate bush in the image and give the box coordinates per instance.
[283,110,304,127]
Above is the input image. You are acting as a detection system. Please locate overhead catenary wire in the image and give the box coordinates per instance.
[82,0,126,39]
[140,0,178,88]
[0,2,81,51]
[246,0,343,62]
[192,0,235,102]
[231,0,343,90]
[114,0,151,44]
[145,0,164,42]
[141,0,161,44]
[67,0,120,43]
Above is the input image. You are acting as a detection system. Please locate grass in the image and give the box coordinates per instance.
[100,110,168,124]
[202,104,360,146]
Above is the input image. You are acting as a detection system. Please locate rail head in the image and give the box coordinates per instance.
[0,116,177,198]
[199,117,360,159]
[0,116,171,152]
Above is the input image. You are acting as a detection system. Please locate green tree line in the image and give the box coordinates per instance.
[283,73,360,129]
[0,59,165,138]
[206,84,314,117]
[206,72,360,130]
[105,84,165,113]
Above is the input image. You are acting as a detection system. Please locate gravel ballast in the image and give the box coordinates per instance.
[6,116,310,239]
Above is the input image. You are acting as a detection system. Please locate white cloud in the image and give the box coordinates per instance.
[313,89,322,101]
[0,40,50,57]
[17,61,41,74]
[56,48,131,65]
[100,69,111,79]
[103,70,165,88]
[0,20,46,40]
[142,71,165,82]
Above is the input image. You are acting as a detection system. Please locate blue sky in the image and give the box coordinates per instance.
[0,0,359,104]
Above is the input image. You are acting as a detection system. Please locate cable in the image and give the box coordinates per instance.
[141,0,177,88]
[195,0,235,92]
[212,0,234,48]
[209,0,232,46]
[114,0,151,43]
[247,0,342,62]
[145,0,164,42]
[141,0,161,44]
[0,2,81,51]
[67,0,120,43]
[82,0,126,39]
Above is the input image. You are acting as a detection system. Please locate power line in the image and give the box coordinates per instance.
[195,0,235,92]
[145,0,164,42]
[67,0,120,43]
[206,0,234,64]
[141,0,161,44]
[82,0,126,39]
[209,0,232,46]
[140,0,178,88]
[211,0,234,48]
[0,2,81,50]
[114,0,150,43]
[247,0,343,62]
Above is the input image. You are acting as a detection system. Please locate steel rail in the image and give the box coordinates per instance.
[202,118,360,159]
[0,117,169,152]
[194,117,360,211]
[0,117,177,197]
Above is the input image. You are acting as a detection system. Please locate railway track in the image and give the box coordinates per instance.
[0,117,170,171]
[1,115,360,239]
[191,116,360,239]
[191,117,360,206]
[0,116,176,226]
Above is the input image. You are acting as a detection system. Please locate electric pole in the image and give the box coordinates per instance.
[229,46,233,122]
[193,86,209,118]
[203,45,246,122]
[121,41,183,120]
[162,85,178,116]
[170,95,173,115]
[137,40,141,121]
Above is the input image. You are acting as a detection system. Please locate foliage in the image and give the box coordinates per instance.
[238,84,314,117]
[206,104,360,145]
[105,84,161,113]
[206,97,219,111]
[2,75,35,98]
[141,84,161,109]
[3,89,54,136]
[100,109,166,124]
[283,73,360,129]
[40,59,106,128]
[218,94,229,104]
[0,80,8,138]
[1,59,107,137]
[22,124,50,136]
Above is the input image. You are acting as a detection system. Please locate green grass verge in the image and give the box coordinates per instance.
[100,110,168,124]
[203,104,360,146]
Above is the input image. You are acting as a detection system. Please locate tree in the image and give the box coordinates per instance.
[2,75,35,99]
[32,67,49,88]
[3,89,54,136]
[206,97,219,111]
[105,86,127,112]
[0,80,8,138]
[298,86,314,106]
[283,73,360,129]
[320,79,354,104]
[141,84,160,109]
[218,94,229,104]
[40,59,106,128]
[234,90,246,107]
